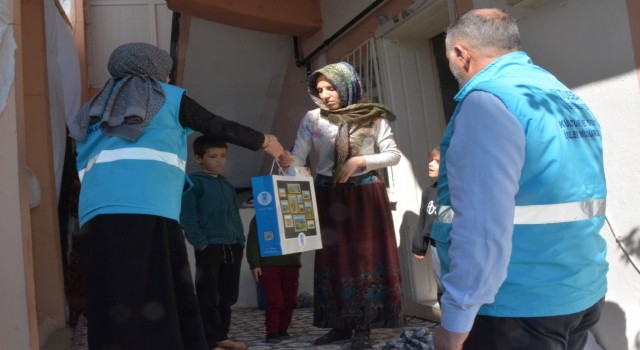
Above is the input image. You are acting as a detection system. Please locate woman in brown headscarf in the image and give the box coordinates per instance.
[279,62,404,349]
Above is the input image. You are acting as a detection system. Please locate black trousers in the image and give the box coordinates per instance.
[80,214,207,350]
[194,243,244,348]
[464,298,604,350]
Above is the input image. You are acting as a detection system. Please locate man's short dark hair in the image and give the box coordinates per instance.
[446,8,521,55]
[192,135,227,157]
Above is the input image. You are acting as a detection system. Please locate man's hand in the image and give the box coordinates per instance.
[434,326,469,350]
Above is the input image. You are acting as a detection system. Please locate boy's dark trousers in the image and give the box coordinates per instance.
[261,266,300,335]
[194,243,244,348]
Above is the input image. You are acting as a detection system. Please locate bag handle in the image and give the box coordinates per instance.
[270,159,286,175]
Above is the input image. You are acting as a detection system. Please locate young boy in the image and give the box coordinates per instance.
[180,136,247,350]
[411,148,442,291]
[246,216,302,344]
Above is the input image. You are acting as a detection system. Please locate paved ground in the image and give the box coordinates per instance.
[46,307,439,350]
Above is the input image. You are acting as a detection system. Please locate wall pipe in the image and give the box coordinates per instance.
[294,0,386,74]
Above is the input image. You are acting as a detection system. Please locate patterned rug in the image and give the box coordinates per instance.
[71,307,438,349]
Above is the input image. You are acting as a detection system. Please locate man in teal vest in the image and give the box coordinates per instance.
[431,9,607,350]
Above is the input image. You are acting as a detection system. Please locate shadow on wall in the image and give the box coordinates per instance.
[619,226,640,263]
[399,208,420,256]
[592,301,628,350]
[397,209,435,317]
[399,210,419,252]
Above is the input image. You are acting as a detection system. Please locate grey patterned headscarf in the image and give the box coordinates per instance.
[307,62,396,186]
[307,62,362,108]
[69,42,173,141]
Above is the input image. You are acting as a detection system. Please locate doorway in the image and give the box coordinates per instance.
[375,0,457,320]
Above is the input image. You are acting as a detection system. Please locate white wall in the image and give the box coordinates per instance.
[85,0,173,88]
[475,0,640,348]
[45,0,81,203]
[182,18,292,188]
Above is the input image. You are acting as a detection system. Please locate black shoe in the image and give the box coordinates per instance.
[266,333,281,344]
[351,330,372,349]
[277,331,291,339]
[313,329,353,345]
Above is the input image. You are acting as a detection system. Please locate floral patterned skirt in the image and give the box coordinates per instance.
[313,179,404,330]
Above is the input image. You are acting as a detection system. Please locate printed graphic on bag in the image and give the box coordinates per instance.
[287,183,301,194]
[288,195,298,213]
[304,201,314,220]
[293,214,307,232]
[276,179,318,239]
[284,214,293,228]
[280,200,290,213]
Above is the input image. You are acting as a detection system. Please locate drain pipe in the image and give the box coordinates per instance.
[294,0,386,74]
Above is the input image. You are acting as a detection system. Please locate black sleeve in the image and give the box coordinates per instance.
[179,94,265,151]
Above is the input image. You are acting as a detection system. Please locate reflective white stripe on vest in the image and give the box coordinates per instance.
[437,199,606,225]
[78,147,186,182]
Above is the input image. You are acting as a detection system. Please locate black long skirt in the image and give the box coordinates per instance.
[80,214,208,350]
[313,177,404,330]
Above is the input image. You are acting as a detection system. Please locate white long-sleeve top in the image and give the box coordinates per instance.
[290,108,401,176]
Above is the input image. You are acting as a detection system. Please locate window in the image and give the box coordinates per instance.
[341,38,383,103]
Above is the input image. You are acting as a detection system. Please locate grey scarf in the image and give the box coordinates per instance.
[69,42,173,142]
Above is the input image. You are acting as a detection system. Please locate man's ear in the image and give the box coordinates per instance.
[454,45,472,72]
[194,155,202,164]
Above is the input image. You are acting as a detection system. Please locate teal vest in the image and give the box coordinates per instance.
[431,51,607,317]
[76,82,190,226]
